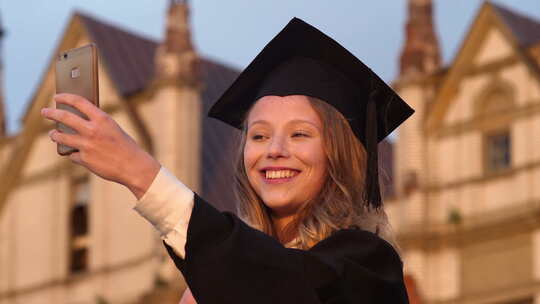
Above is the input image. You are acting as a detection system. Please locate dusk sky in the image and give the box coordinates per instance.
[1,0,540,134]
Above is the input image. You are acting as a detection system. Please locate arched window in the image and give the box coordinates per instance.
[474,80,515,175]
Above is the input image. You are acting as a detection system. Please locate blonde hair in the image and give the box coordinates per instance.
[233,96,398,251]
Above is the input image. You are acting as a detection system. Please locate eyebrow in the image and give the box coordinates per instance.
[248,119,321,130]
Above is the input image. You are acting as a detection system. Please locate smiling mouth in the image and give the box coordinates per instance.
[260,169,300,183]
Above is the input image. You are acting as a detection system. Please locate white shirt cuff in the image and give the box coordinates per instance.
[133,166,194,258]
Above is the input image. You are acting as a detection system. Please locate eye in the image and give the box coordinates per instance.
[251,134,266,141]
[292,132,309,138]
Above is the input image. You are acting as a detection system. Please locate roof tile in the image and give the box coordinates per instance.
[491,2,540,48]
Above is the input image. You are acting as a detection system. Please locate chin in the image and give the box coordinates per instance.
[261,195,302,216]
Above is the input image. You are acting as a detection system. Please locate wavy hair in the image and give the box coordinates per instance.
[233,96,398,251]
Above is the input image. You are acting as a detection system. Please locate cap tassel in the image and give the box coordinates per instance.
[365,89,382,209]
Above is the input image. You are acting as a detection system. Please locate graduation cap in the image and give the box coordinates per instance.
[208,17,414,209]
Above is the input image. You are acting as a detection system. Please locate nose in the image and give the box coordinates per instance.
[267,135,290,159]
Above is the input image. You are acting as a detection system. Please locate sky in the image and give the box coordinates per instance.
[1,0,540,135]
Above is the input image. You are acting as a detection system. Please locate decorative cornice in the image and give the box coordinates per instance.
[397,199,540,251]
[0,251,156,300]
[465,55,519,77]
[434,99,540,139]
[419,158,540,195]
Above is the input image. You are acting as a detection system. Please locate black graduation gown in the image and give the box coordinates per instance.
[163,194,409,303]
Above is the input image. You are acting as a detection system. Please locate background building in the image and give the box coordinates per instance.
[390,1,540,303]
[1,0,540,303]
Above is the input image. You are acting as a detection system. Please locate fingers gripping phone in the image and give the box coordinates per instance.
[55,43,100,155]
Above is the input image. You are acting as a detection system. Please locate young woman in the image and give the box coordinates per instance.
[42,18,413,303]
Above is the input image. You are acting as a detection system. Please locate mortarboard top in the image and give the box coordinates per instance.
[208,17,415,209]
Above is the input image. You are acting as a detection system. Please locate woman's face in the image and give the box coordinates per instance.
[244,95,327,219]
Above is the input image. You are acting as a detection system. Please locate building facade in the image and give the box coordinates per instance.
[389,1,540,304]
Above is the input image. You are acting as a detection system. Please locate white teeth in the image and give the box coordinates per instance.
[265,170,297,179]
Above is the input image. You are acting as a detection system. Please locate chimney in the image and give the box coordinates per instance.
[154,0,199,87]
[164,0,193,54]
[399,0,441,80]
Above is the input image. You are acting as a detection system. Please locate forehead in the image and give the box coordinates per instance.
[247,95,321,127]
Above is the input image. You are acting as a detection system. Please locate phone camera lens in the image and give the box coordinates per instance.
[63,53,68,59]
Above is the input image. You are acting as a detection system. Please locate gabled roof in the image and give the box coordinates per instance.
[492,2,540,48]
[425,1,540,133]
[21,11,159,124]
[77,12,158,97]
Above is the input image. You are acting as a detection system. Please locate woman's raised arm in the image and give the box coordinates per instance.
[41,93,161,199]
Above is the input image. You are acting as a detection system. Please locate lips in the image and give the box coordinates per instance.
[259,167,301,184]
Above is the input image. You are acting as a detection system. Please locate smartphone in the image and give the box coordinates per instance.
[55,43,99,155]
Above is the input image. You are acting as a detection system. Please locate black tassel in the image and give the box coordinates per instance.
[364,85,382,209]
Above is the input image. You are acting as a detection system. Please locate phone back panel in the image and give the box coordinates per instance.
[55,43,99,155]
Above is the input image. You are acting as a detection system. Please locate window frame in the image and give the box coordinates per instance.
[483,128,512,176]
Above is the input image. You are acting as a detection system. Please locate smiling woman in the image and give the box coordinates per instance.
[42,17,413,304]
[241,95,328,245]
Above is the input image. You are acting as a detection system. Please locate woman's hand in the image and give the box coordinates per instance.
[41,93,160,199]
[179,287,197,304]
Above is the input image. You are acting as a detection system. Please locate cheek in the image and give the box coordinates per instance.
[313,153,328,180]
[310,152,328,195]
[243,144,267,192]
[300,142,326,167]
[243,143,260,173]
